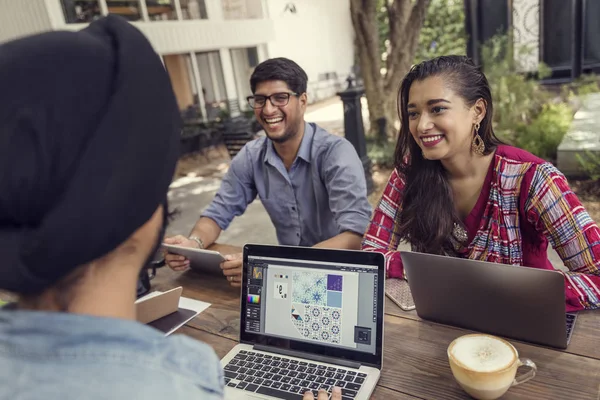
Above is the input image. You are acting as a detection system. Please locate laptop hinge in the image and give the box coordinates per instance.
[253,344,361,369]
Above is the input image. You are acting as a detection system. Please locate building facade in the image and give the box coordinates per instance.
[0,0,355,120]
[464,0,600,82]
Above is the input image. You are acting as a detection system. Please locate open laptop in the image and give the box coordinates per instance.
[221,244,385,400]
[401,251,577,349]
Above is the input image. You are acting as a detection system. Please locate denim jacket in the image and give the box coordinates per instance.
[0,308,224,399]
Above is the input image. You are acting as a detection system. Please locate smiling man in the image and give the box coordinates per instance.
[165,58,372,286]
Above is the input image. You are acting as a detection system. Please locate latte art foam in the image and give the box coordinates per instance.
[450,335,516,373]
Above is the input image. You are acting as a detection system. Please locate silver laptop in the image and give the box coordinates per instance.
[401,251,577,349]
[221,244,385,399]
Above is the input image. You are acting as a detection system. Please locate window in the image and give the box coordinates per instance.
[584,0,600,66]
[247,47,259,67]
[106,0,142,21]
[231,47,258,110]
[181,0,208,20]
[61,0,102,23]
[222,0,263,20]
[164,54,199,111]
[478,0,508,44]
[146,0,177,21]
[541,0,572,69]
[196,51,229,120]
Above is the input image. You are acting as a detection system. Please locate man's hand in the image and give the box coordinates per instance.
[303,387,342,400]
[220,252,242,287]
[164,235,198,271]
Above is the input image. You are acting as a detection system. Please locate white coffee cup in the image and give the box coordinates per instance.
[447,334,537,400]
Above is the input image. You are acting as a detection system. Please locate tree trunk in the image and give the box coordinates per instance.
[350,0,430,141]
[350,0,385,140]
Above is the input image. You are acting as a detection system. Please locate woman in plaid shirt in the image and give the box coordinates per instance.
[362,55,600,312]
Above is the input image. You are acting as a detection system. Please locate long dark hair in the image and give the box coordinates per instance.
[395,55,503,254]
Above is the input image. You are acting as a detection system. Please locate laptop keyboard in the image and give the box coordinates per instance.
[223,350,366,400]
[222,315,576,398]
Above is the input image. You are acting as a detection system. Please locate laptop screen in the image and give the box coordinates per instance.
[240,244,384,368]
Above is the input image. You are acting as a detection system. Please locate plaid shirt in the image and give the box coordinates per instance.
[362,146,600,312]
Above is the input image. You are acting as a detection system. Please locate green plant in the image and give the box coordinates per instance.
[560,74,600,103]
[414,0,466,63]
[480,33,578,161]
[576,151,600,180]
[481,34,552,142]
[367,139,396,168]
[513,103,573,162]
[217,107,231,122]
[573,74,600,96]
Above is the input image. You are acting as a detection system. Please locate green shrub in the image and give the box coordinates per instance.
[414,0,467,63]
[378,0,466,66]
[560,74,600,103]
[481,34,552,142]
[513,103,573,162]
[576,151,600,180]
[367,139,396,169]
[573,74,600,96]
[479,34,578,160]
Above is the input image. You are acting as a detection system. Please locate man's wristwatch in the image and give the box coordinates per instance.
[189,236,204,249]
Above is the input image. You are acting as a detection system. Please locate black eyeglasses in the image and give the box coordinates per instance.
[247,92,299,109]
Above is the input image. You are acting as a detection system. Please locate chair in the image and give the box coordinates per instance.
[221,117,256,159]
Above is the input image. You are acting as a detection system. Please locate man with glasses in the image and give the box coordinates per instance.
[165,58,372,286]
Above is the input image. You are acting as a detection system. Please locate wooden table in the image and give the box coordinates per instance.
[153,246,600,399]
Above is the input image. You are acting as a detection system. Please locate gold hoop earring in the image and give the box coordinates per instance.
[471,122,484,156]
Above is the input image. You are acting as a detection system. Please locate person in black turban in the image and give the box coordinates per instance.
[0,16,224,399]
[0,16,179,297]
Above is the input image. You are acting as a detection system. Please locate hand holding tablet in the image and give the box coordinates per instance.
[162,243,225,275]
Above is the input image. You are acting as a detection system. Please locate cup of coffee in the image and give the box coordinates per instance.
[447,334,536,400]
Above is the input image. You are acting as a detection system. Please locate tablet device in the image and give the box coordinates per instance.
[163,243,225,274]
[135,286,182,324]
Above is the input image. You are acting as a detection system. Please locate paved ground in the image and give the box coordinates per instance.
[557,92,600,176]
[167,162,278,246]
[166,97,565,269]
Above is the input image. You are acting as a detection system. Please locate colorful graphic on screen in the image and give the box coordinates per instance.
[247,294,260,304]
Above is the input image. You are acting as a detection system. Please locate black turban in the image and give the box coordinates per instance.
[0,16,180,294]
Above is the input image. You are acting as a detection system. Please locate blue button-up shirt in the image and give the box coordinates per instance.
[202,123,372,246]
[0,309,224,399]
